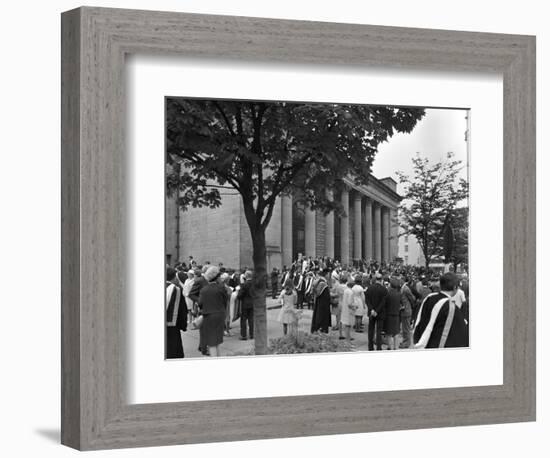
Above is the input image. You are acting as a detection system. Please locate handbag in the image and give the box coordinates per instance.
[192,315,204,329]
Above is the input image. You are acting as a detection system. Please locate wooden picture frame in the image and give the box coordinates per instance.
[61,6,536,450]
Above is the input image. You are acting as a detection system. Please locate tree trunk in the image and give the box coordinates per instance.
[251,229,268,355]
[425,254,430,268]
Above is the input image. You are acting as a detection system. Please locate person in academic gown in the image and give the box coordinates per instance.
[166,267,188,359]
[294,271,305,309]
[413,273,469,349]
[311,274,332,333]
[303,272,315,310]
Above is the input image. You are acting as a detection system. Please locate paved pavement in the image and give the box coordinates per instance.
[180,298,408,358]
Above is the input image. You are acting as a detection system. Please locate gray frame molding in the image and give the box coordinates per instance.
[61,6,536,451]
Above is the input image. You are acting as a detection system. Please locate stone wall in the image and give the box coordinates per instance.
[165,196,177,264]
[168,175,401,270]
[178,192,241,268]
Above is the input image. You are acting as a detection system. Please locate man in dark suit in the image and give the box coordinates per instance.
[413,273,469,349]
[365,273,388,351]
[188,267,209,355]
[237,270,254,340]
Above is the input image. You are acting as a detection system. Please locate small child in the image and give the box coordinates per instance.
[277,279,298,335]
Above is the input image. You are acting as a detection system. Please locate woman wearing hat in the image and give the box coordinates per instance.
[198,266,229,357]
[384,278,403,350]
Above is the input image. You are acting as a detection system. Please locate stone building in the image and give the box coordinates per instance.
[166,174,401,271]
[398,232,426,266]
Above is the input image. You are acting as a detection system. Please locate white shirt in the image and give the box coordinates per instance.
[452,288,466,309]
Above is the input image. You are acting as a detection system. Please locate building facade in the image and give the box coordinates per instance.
[166,175,401,271]
[398,233,426,266]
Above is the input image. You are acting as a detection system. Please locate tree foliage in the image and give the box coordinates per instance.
[167,99,424,227]
[397,152,468,267]
[447,206,469,270]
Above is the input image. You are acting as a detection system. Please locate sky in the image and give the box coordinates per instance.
[371,108,469,194]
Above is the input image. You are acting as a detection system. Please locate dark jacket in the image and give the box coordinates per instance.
[385,289,402,317]
[400,283,416,316]
[237,280,254,310]
[365,282,388,318]
[198,282,228,315]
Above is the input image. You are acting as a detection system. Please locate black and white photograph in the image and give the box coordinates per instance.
[164,98,470,359]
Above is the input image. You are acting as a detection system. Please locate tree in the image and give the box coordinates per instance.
[166,99,425,354]
[397,152,468,268]
[447,206,469,271]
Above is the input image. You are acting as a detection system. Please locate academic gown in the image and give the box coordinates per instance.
[311,283,331,333]
[166,282,188,358]
[413,292,469,349]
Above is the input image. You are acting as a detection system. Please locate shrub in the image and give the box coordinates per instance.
[268,331,354,354]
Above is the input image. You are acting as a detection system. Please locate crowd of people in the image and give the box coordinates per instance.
[166,257,258,358]
[271,254,469,350]
[165,254,470,358]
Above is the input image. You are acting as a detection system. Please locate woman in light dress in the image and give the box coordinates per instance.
[331,273,348,339]
[351,274,367,332]
[340,279,356,342]
[220,273,233,336]
[277,279,298,335]
[181,270,195,325]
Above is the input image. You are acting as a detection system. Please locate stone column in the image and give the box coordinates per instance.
[325,191,335,258]
[353,194,362,261]
[373,203,382,262]
[281,195,293,268]
[340,189,350,266]
[389,208,399,262]
[382,206,390,263]
[304,205,316,258]
[364,197,373,261]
